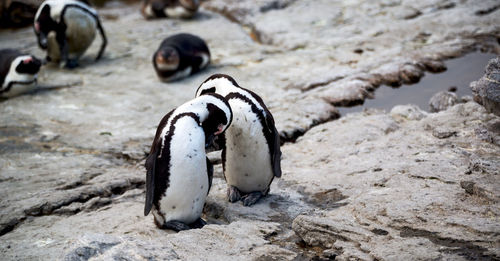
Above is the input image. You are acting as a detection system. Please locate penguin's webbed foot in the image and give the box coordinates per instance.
[242,191,264,206]
[162,220,190,232]
[189,218,207,229]
[64,59,79,69]
[227,186,242,203]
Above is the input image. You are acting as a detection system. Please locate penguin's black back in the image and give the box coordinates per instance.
[160,33,208,52]
[160,33,209,71]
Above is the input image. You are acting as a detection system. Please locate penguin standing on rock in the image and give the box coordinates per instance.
[0,49,42,98]
[34,0,107,68]
[153,33,210,82]
[144,93,232,231]
[141,0,199,19]
[195,74,282,206]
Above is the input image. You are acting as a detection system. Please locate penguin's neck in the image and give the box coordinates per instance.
[186,103,209,125]
[216,83,237,97]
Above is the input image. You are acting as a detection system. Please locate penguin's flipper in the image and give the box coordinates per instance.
[144,141,159,216]
[266,114,282,178]
[245,88,282,178]
[94,15,107,61]
[206,157,213,195]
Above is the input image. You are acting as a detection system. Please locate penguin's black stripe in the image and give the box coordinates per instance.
[60,4,107,60]
[224,92,281,179]
[149,112,200,214]
[205,74,271,123]
[200,73,241,89]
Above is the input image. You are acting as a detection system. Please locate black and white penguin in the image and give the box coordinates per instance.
[195,74,282,206]
[153,33,210,82]
[33,0,107,68]
[144,93,232,231]
[141,0,199,19]
[0,49,42,98]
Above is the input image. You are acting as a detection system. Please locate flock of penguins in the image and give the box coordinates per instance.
[0,0,282,231]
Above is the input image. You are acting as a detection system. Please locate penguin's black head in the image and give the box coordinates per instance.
[34,4,57,49]
[153,46,179,72]
[15,55,42,75]
[199,93,232,149]
[195,73,241,98]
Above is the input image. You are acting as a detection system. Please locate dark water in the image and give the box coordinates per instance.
[338,52,499,115]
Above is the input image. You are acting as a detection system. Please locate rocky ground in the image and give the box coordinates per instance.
[0,0,499,260]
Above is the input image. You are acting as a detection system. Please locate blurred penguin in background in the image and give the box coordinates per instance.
[0,0,40,28]
[153,33,210,82]
[0,49,42,98]
[141,0,199,19]
[34,0,107,69]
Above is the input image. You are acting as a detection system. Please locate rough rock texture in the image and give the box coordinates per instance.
[288,102,500,260]
[0,0,499,260]
[471,57,500,116]
[429,90,459,112]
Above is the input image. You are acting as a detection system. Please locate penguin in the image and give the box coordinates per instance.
[153,33,210,82]
[0,0,39,28]
[33,0,107,69]
[141,0,199,19]
[0,49,42,98]
[144,93,232,231]
[195,74,282,206]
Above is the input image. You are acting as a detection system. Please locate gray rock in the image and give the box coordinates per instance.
[391,5,422,20]
[429,91,459,112]
[470,57,500,116]
[284,102,500,260]
[432,127,457,138]
[390,104,428,121]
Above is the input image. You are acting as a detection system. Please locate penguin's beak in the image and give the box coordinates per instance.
[37,33,48,49]
[214,124,224,135]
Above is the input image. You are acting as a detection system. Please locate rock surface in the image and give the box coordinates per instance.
[471,57,500,116]
[288,102,500,260]
[429,90,459,112]
[0,0,499,260]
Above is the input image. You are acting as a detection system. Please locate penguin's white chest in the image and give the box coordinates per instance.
[154,117,208,224]
[159,66,192,82]
[47,7,97,60]
[224,99,273,193]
